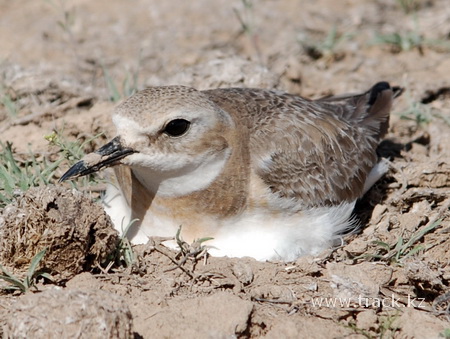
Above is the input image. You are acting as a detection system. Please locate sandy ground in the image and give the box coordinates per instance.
[0,0,449,338]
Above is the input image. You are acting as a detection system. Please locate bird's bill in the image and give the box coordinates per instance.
[59,136,135,182]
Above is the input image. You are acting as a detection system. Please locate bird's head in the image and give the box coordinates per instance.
[60,86,234,197]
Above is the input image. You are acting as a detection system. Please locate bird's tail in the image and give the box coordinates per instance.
[363,82,403,139]
[318,81,403,140]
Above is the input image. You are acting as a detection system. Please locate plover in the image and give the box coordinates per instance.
[60,82,400,261]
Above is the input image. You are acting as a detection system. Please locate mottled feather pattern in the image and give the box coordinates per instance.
[204,85,392,207]
[61,83,397,260]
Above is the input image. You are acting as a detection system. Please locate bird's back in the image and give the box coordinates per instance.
[203,82,395,207]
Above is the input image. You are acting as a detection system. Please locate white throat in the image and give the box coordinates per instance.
[131,149,230,197]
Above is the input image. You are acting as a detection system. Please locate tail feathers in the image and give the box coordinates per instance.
[363,82,403,139]
[392,86,404,99]
[319,82,403,140]
[363,82,395,139]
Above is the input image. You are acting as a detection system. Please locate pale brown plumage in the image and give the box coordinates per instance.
[202,83,395,207]
[60,82,400,260]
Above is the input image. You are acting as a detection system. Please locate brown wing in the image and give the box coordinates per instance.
[203,82,395,207]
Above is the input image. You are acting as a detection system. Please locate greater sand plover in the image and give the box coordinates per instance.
[60,82,399,261]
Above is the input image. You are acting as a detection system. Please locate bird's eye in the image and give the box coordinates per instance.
[163,119,191,137]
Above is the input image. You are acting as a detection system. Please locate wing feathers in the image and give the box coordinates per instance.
[204,82,400,207]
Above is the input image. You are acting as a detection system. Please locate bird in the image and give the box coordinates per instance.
[60,82,400,261]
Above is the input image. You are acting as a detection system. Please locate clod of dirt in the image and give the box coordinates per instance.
[251,285,296,303]
[137,292,253,337]
[401,161,450,188]
[0,185,119,282]
[327,262,392,299]
[405,260,445,291]
[232,261,254,286]
[1,289,133,339]
[394,308,450,339]
[263,317,353,338]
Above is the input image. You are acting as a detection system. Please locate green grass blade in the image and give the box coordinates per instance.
[27,249,47,281]
[372,240,391,250]
[403,219,442,250]
[0,275,26,292]
[34,271,53,282]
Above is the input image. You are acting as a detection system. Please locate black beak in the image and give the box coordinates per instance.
[59,136,135,182]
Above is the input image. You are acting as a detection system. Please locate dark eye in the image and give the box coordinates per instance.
[163,119,191,137]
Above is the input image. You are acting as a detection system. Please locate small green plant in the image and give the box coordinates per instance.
[0,142,63,207]
[373,14,450,53]
[379,31,450,53]
[0,130,103,207]
[46,130,105,189]
[346,312,400,338]
[45,0,80,69]
[373,30,423,52]
[373,13,423,53]
[175,225,214,260]
[346,322,374,339]
[395,0,420,14]
[117,236,135,267]
[115,219,138,268]
[103,219,139,272]
[299,25,353,61]
[233,0,254,35]
[102,65,140,103]
[45,130,103,165]
[361,220,442,264]
[398,100,432,125]
[47,0,76,33]
[0,249,52,293]
[440,328,450,339]
[233,0,263,64]
[0,85,18,117]
[396,88,450,126]
[378,312,401,339]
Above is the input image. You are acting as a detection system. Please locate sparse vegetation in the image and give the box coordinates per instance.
[0,130,104,208]
[45,130,88,165]
[0,85,18,117]
[233,0,263,64]
[395,0,420,14]
[373,13,450,53]
[361,220,442,264]
[104,219,139,271]
[440,328,450,339]
[45,0,80,68]
[46,130,105,189]
[47,0,76,34]
[373,29,424,53]
[373,13,424,53]
[299,25,353,61]
[397,89,450,126]
[175,225,213,261]
[346,322,374,339]
[398,99,432,125]
[0,142,62,207]
[102,65,140,103]
[0,249,52,293]
[378,312,401,339]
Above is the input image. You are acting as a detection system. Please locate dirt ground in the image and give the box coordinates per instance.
[0,0,450,338]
